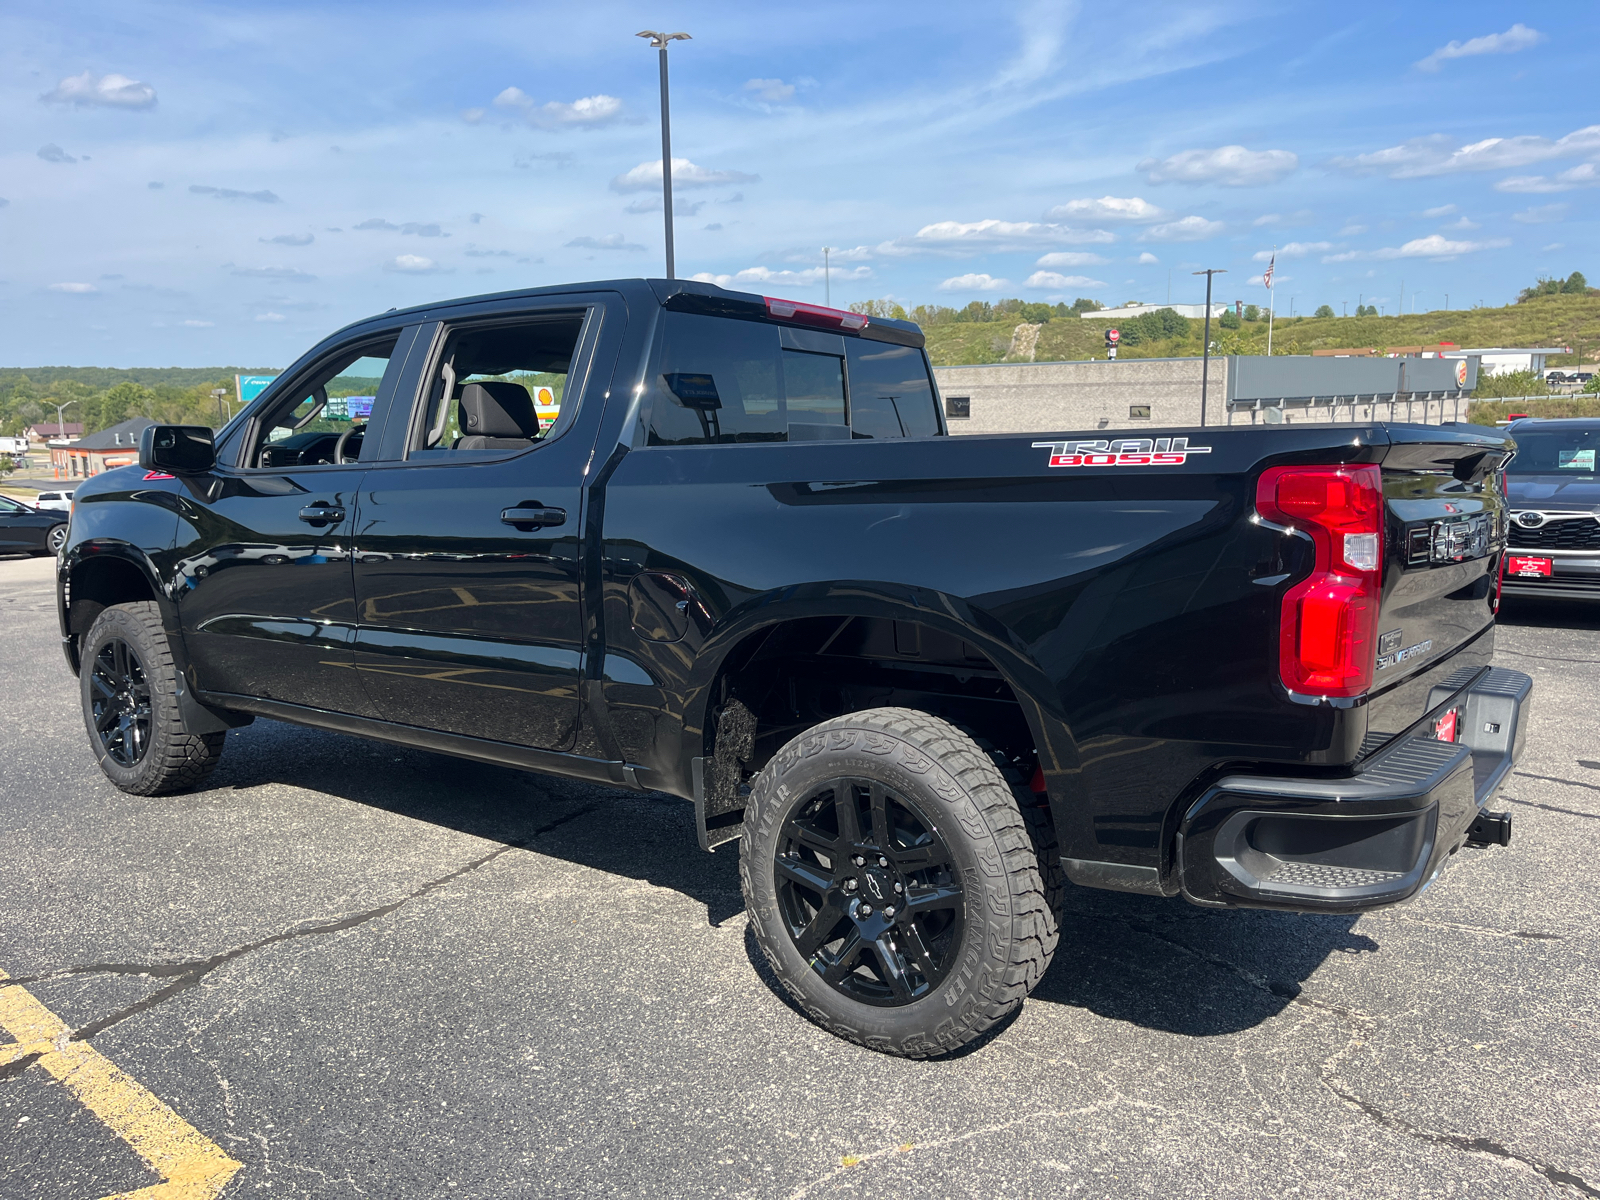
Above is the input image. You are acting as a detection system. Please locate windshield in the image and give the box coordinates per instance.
[1507,428,1600,478]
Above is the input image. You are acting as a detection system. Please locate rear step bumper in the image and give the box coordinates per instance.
[1177,667,1532,912]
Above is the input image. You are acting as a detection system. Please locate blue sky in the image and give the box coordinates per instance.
[4,0,1596,366]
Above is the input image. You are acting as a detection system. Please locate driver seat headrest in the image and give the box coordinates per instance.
[456,381,540,449]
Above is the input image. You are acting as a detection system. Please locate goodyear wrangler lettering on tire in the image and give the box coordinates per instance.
[739,707,1059,1058]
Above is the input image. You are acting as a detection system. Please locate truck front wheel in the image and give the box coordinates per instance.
[740,708,1058,1057]
[80,602,226,795]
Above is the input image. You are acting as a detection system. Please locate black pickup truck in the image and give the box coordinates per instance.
[59,278,1530,1057]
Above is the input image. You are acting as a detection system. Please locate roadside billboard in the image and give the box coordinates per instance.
[236,375,277,404]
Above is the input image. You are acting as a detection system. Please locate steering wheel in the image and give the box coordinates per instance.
[333,421,367,465]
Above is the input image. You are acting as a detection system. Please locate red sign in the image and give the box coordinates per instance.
[1107,328,1120,343]
[1506,555,1553,578]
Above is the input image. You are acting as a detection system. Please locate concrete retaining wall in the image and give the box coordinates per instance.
[933,357,1228,434]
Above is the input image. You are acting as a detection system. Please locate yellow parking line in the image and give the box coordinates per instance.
[0,969,242,1200]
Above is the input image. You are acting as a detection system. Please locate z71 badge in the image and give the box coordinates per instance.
[1033,437,1213,468]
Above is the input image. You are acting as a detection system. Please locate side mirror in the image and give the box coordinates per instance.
[140,425,216,475]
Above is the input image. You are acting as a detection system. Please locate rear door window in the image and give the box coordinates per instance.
[645,311,938,446]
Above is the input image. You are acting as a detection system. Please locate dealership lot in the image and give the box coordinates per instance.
[2,552,1596,1199]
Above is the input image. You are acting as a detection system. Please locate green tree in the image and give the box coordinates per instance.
[1242,304,1260,322]
[1069,297,1103,313]
[1313,304,1335,318]
[1473,369,1549,398]
[1583,374,1600,394]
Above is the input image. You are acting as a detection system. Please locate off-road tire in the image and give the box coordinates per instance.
[80,602,226,795]
[740,707,1058,1057]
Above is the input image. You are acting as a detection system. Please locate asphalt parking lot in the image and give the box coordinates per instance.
[2,551,1597,1200]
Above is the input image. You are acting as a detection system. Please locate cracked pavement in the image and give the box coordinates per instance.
[2,553,1597,1199]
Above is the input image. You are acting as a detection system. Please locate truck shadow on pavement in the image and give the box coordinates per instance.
[212,720,1377,1042]
[1497,596,1600,632]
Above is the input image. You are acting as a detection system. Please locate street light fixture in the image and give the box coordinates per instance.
[636,30,692,280]
[211,387,230,428]
[1192,269,1226,426]
[53,399,78,439]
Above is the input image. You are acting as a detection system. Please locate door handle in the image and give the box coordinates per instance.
[299,505,345,524]
[500,506,566,529]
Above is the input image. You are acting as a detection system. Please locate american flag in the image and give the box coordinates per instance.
[1263,253,1275,290]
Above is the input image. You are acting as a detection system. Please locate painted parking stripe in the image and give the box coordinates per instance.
[0,969,241,1199]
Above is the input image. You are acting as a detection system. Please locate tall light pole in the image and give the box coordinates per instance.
[637,30,691,279]
[53,399,77,438]
[822,247,832,307]
[211,387,229,428]
[1193,269,1226,426]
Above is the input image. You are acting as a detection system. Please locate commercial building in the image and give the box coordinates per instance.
[51,417,157,480]
[933,353,1479,434]
[27,421,84,444]
[1442,347,1567,377]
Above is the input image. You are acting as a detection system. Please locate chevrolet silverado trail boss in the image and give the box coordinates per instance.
[59,278,1530,1057]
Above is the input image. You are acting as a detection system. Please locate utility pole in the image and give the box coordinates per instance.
[1399,278,1404,317]
[823,247,832,307]
[53,399,78,438]
[636,30,691,279]
[1193,268,1226,426]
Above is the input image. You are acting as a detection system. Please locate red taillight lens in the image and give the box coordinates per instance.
[764,296,869,332]
[1257,464,1384,698]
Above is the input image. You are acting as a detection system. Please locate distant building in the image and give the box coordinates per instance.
[1078,303,1229,321]
[51,417,158,480]
[27,421,84,443]
[1443,347,1568,377]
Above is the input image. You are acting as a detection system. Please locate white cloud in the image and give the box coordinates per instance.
[384,255,446,273]
[255,312,287,322]
[1495,162,1600,193]
[354,218,444,236]
[1043,196,1170,223]
[1421,204,1458,217]
[461,107,485,124]
[1137,146,1298,187]
[492,88,624,129]
[1543,243,1565,252]
[939,273,1008,292]
[1253,210,1315,227]
[1443,216,1481,230]
[610,158,759,193]
[231,266,315,280]
[1035,251,1109,267]
[1025,271,1105,289]
[688,265,872,289]
[261,233,314,246]
[48,282,97,293]
[1339,223,1368,235]
[1136,252,1160,264]
[1252,241,1332,261]
[37,144,77,164]
[744,78,795,102]
[1140,216,1225,242]
[1417,23,1544,72]
[1322,235,1511,263]
[1512,203,1568,224]
[565,234,645,251]
[1331,124,1600,178]
[191,185,280,203]
[40,70,157,110]
[182,319,214,328]
[622,196,702,216]
[893,219,1113,255]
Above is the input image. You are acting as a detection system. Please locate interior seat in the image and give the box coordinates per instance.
[454,381,541,450]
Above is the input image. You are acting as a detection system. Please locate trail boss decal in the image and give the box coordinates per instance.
[1033,437,1213,468]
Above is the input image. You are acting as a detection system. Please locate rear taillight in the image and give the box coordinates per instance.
[764,296,869,332]
[1256,464,1384,698]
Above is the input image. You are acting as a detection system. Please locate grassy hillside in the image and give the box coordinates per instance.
[924,293,1600,368]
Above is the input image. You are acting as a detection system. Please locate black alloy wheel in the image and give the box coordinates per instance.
[775,777,964,1006]
[89,637,153,767]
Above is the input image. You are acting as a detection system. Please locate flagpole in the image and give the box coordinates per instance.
[1265,246,1276,357]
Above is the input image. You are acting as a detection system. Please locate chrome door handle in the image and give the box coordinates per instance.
[299,505,345,524]
[500,506,566,529]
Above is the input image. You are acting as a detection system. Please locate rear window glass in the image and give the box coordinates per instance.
[645,311,938,446]
[1508,428,1600,477]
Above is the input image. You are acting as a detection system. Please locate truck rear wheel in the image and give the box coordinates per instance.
[80,602,226,795]
[740,708,1058,1057]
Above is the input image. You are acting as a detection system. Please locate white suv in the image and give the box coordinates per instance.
[33,491,73,512]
